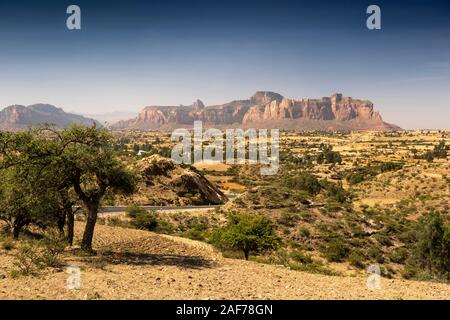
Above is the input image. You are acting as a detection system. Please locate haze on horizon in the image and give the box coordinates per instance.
[0,0,449,130]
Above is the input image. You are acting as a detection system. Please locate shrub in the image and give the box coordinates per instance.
[390,247,409,264]
[410,212,449,279]
[285,173,322,196]
[125,204,147,218]
[40,230,66,267]
[298,226,311,238]
[1,240,15,251]
[289,250,313,264]
[130,210,159,231]
[182,223,209,241]
[348,251,365,269]
[211,213,280,260]
[367,246,384,263]
[277,211,299,227]
[322,239,350,262]
[12,242,45,276]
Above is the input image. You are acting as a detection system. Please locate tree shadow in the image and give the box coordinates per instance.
[100,251,216,269]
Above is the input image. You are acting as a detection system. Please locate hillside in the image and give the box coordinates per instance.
[0,223,448,300]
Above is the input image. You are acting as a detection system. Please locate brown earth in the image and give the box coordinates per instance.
[0,223,448,300]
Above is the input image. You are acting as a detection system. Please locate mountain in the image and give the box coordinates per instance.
[81,111,138,125]
[111,92,401,130]
[0,104,100,130]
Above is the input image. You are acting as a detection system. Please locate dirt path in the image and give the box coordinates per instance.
[0,224,449,300]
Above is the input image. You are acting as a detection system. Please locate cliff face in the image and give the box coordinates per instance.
[0,104,100,130]
[112,92,400,130]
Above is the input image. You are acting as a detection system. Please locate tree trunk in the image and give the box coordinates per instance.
[66,208,75,246]
[12,225,21,239]
[12,217,26,239]
[81,203,99,252]
[57,210,67,237]
[243,249,249,261]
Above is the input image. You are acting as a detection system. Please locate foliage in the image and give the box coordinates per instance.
[406,212,449,280]
[285,172,322,196]
[212,213,280,260]
[322,239,350,262]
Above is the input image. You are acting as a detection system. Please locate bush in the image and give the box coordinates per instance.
[390,247,409,264]
[11,230,67,276]
[348,251,365,269]
[367,246,384,263]
[182,223,209,241]
[298,226,311,238]
[322,239,350,262]
[40,230,66,267]
[410,212,449,279]
[211,213,280,260]
[289,250,313,264]
[125,204,148,218]
[12,241,45,276]
[131,211,159,231]
[277,211,299,227]
[1,240,15,251]
[285,173,322,196]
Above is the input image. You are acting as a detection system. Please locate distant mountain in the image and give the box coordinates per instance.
[111,92,401,131]
[81,111,138,125]
[0,104,100,130]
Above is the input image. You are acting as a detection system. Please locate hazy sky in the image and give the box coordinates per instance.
[0,0,449,129]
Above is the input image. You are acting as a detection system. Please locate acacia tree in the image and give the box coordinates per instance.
[59,125,136,252]
[0,130,62,238]
[0,125,136,250]
[212,213,280,260]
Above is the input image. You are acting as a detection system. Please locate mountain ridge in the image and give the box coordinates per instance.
[0,104,100,130]
[111,91,401,131]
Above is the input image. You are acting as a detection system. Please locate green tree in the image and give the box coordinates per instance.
[413,212,449,278]
[60,125,136,252]
[0,130,62,239]
[212,213,279,260]
[286,172,322,196]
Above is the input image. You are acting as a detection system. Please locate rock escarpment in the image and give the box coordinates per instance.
[112,92,400,130]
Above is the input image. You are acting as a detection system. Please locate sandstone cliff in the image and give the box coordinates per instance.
[112,92,400,130]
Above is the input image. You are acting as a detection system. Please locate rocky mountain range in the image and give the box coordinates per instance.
[111,91,400,131]
[0,104,100,130]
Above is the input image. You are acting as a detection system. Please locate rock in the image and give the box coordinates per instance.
[125,155,227,206]
[111,91,400,130]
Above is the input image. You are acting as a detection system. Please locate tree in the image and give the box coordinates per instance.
[60,125,136,251]
[0,130,62,239]
[286,172,322,196]
[413,212,449,279]
[0,125,136,250]
[212,213,279,260]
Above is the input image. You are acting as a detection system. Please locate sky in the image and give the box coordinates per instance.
[0,0,449,129]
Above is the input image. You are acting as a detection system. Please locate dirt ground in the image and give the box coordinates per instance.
[0,223,449,300]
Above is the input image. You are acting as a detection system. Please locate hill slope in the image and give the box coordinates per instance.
[0,223,448,300]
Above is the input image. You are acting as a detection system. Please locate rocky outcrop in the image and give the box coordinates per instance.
[112,92,400,130]
[122,155,228,206]
[0,104,100,130]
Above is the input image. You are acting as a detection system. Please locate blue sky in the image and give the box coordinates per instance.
[0,0,449,129]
